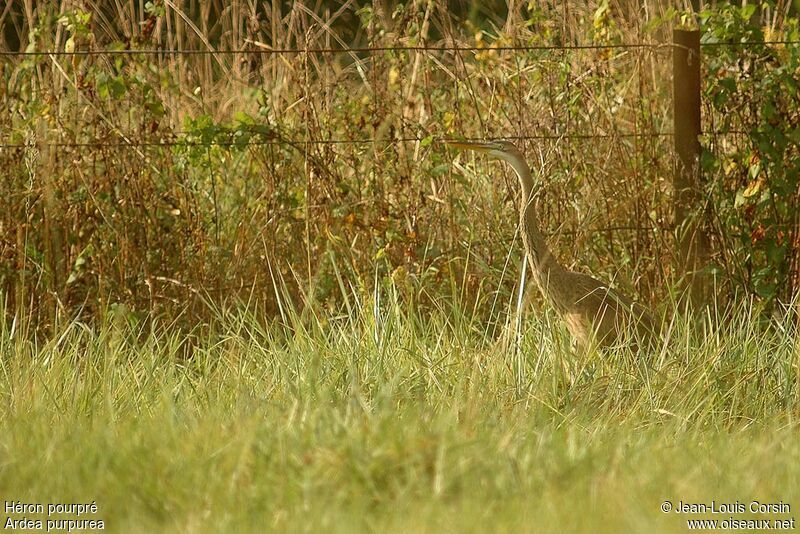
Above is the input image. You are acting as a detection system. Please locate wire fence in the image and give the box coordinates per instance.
[1,132,674,150]
[0,37,789,151]
[3,0,799,325]
[1,40,799,57]
[0,131,761,150]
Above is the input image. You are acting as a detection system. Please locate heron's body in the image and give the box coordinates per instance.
[447,140,658,350]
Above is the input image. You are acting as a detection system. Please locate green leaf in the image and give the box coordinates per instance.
[740,4,757,22]
[734,190,747,209]
[96,73,127,100]
[748,160,762,181]
[430,164,450,176]
[762,100,776,121]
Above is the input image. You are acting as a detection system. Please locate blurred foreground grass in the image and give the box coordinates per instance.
[1,299,798,533]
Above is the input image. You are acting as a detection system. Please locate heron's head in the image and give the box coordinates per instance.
[445,139,523,163]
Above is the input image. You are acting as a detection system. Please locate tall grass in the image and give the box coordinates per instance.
[1,288,798,531]
[5,1,797,331]
[2,1,683,329]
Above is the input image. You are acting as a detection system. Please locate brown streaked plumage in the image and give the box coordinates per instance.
[446,139,659,350]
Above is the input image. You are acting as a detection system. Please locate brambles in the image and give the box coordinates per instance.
[700,4,800,307]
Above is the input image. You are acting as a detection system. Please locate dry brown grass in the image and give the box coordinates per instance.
[0,1,788,331]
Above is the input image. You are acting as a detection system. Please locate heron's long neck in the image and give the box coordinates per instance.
[506,156,563,280]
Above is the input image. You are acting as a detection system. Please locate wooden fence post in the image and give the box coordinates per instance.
[673,28,710,308]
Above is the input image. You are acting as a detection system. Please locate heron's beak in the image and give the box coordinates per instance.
[445,140,496,153]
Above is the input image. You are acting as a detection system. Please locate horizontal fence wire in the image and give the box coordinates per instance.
[1,133,668,150]
[0,44,667,56]
[698,39,800,47]
[0,39,779,151]
[1,40,798,58]
[0,131,758,150]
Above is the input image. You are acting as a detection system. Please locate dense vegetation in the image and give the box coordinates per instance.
[1,1,799,532]
[1,301,798,532]
[1,1,798,330]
